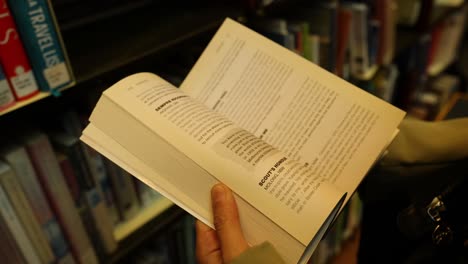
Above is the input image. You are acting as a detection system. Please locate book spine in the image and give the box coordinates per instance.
[0,163,55,264]
[27,134,98,264]
[52,133,118,256]
[0,183,41,264]
[0,212,26,263]
[106,161,140,221]
[57,154,81,205]
[134,177,161,207]
[0,0,39,100]
[5,147,73,262]
[0,62,15,110]
[326,2,338,73]
[75,143,118,254]
[84,188,118,254]
[347,4,370,77]
[85,147,120,225]
[7,0,73,92]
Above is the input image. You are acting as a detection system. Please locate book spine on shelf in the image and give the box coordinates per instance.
[0,63,15,110]
[0,161,55,264]
[0,211,27,263]
[105,159,140,221]
[84,187,118,254]
[0,0,39,100]
[348,3,371,78]
[3,146,73,262]
[134,177,162,207]
[84,147,120,225]
[0,168,41,264]
[7,0,73,92]
[26,133,98,264]
[77,144,118,254]
[52,134,118,256]
[57,153,81,205]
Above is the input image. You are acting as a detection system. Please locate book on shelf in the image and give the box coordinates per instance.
[0,206,27,264]
[50,132,117,256]
[104,159,141,221]
[0,63,15,111]
[81,18,405,263]
[0,144,74,263]
[426,5,467,76]
[25,132,99,264]
[0,0,39,100]
[342,3,375,79]
[0,162,42,264]
[7,0,74,93]
[0,160,55,264]
[58,111,121,225]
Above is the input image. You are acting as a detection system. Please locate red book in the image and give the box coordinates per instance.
[426,24,443,73]
[56,153,81,205]
[335,8,352,77]
[0,0,39,100]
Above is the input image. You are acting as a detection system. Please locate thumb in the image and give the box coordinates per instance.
[211,183,249,263]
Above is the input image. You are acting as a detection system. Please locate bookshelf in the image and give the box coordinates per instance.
[0,92,50,116]
[0,0,466,263]
[113,198,173,242]
[0,6,242,117]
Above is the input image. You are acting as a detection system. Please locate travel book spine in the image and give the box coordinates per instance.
[3,146,73,262]
[0,0,39,100]
[0,63,15,110]
[7,0,73,92]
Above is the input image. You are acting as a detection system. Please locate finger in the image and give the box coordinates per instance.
[211,183,249,263]
[195,220,222,264]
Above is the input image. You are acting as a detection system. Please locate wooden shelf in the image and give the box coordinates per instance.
[0,92,50,117]
[107,204,185,264]
[0,81,75,117]
[113,198,174,242]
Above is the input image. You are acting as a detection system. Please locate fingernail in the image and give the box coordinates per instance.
[212,183,226,203]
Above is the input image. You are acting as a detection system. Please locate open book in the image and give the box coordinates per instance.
[81,18,405,264]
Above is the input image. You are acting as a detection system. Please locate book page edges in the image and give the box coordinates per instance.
[81,125,210,226]
[95,73,344,245]
[81,124,306,264]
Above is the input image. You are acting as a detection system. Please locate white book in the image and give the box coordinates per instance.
[0,163,41,264]
[0,160,55,264]
[81,18,405,264]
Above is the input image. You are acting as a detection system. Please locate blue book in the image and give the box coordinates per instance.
[8,0,72,92]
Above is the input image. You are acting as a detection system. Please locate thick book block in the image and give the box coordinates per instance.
[0,0,39,100]
[8,0,73,92]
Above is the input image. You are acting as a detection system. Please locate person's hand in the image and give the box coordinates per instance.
[195,183,249,264]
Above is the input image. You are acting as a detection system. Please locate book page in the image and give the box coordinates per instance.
[89,73,344,246]
[181,18,405,202]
